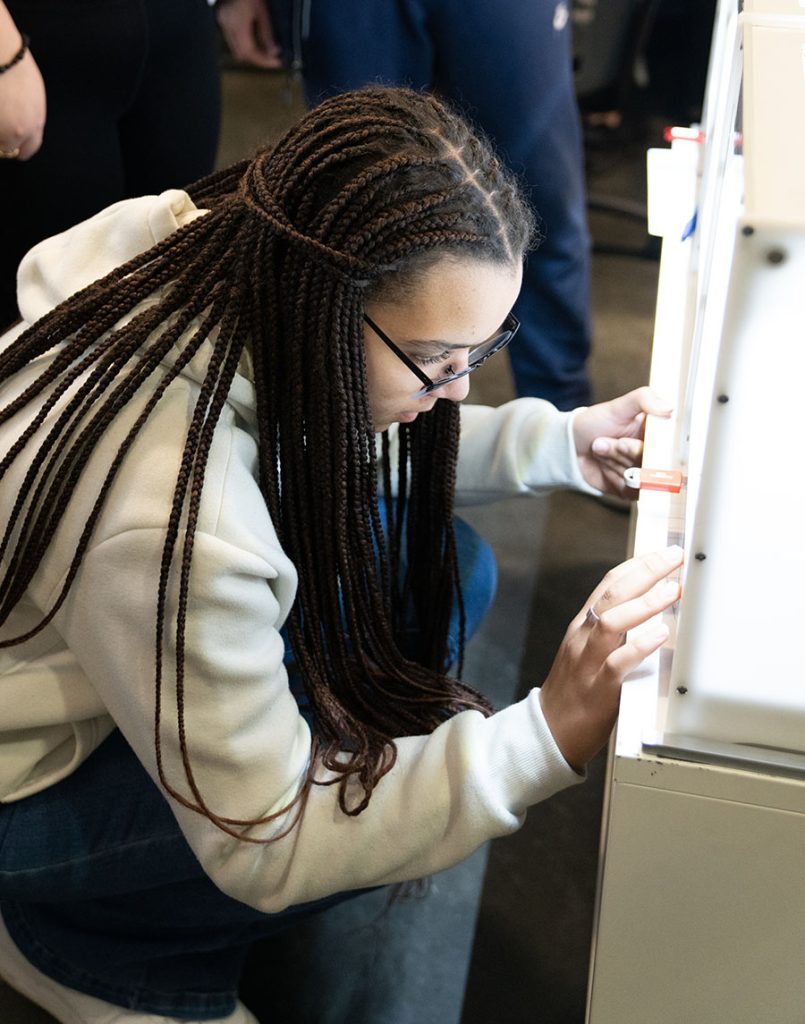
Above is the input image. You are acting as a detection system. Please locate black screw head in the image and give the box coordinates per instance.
[717,394,729,404]
[766,248,787,265]
[695,552,706,561]
[676,685,688,695]
[742,225,755,236]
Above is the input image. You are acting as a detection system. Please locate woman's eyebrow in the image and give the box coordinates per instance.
[404,318,508,352]
[405,337,469,352]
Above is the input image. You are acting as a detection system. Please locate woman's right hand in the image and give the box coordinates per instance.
[538,545,684,772]
[216,0,282,69]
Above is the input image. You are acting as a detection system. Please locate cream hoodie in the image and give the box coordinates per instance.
[0,190,590,912]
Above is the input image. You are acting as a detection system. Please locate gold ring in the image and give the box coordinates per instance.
[0,146,21,159]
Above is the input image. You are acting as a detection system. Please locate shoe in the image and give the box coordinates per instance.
[0,910,258,1024]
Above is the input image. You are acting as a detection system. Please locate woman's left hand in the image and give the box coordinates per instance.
[573,387,673,496]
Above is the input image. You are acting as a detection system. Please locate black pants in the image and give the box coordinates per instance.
[0,0,221,331]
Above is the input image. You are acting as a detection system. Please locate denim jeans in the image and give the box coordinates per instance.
[0,516,496,1019]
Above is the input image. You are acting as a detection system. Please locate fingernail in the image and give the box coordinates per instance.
[592,438,610,455]
[664,544,684,560]
[661,579,680,596]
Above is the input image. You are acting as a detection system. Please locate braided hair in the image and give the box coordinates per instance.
[0,87,535,837]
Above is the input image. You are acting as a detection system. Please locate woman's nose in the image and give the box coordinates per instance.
[437,372,472,403]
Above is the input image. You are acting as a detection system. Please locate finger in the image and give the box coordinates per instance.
[600,620,671,683]
[245,46,282,68]
[576,579,677,681]
[589,438,647,473]
[596,462,636,497]
[253,8,283,66]
[0,132,23,152]
[589,577,679,640]
[614,386,673,421]
[219,21,249,61]
[585,462,634,497]
[613,437,644,466]
[245,27,282,67]
[17,130,43,161]
[591,436,643,467]
[217,11,264,64]
[257,51,283,69]
[589,546,682,605]
[582,546,683,623]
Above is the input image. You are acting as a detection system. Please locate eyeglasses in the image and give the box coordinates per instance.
[363,312,520,399]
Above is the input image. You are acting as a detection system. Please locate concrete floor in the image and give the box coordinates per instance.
[0,67,661,1024]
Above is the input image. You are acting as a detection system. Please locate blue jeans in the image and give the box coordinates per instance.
[270,0,592,409]
[0,517,496,1019]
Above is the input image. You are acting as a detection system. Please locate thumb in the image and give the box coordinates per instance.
[617,386,673,420]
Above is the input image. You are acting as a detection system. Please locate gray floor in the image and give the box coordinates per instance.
[0,69,659,1024]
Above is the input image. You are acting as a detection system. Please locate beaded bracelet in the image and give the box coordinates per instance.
[0,33,29,75]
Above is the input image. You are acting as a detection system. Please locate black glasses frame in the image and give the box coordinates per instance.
[363,311,520,398]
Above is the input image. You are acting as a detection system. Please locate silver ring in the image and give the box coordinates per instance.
[585,605,600,626]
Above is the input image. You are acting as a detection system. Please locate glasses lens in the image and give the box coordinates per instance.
[407,315,519,399]
[467,328,512,368]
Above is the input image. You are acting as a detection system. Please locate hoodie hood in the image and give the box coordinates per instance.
[15,190,257,429]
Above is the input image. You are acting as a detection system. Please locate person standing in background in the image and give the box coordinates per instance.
[217,0,594,410]
[0,0,222,331]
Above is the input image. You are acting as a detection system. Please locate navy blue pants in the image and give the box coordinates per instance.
[273,0,592,409]
[0,517,496,1018]
[0,0,221,331]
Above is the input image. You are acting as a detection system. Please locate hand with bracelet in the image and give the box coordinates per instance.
[0,1,45,160]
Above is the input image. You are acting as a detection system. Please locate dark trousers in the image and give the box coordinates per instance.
[0,0,221,331]
[274,0,593,409]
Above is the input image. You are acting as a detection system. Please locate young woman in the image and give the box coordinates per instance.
[0,87,681,1023]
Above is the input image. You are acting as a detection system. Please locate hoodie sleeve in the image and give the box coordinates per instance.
[455,399,599,502]
[40,397,582,914]
[383,399,599,505]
